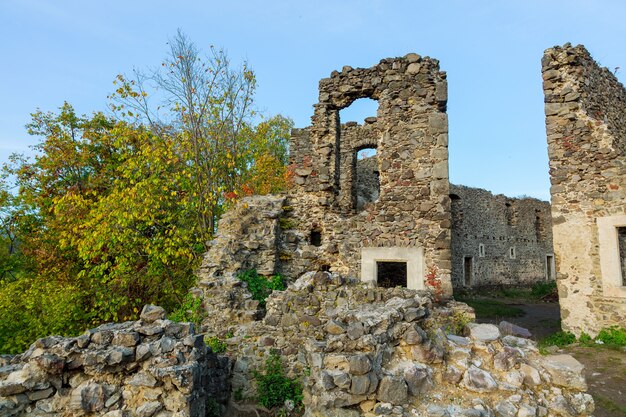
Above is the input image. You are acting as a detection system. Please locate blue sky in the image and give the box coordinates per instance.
[1,0,624,200]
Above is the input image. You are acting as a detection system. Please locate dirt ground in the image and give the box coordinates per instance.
[474,300,626,417]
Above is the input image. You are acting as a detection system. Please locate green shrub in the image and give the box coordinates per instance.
[539,331,576,349]
[442,310,472,335]
[205,336,227,354]
[596,326,626,348]
[237,270,286,307]
[278,217,295,230]
[169,293,206,326]
[0,277,89,354]
[254,353,303,410]
[578,331,594,346]
[234,387,244,402]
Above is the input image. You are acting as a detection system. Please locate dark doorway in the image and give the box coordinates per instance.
[463,256,473,286]
[376,261,407,288]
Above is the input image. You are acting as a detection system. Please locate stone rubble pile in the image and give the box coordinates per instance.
[0,305,228,417]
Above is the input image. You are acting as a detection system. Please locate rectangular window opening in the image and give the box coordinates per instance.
[509,247,516,259]
[618,227,626,286]
[376,261,407,288]
[478,243,485,258]
[310,230,322,247]
[463,256,473,287]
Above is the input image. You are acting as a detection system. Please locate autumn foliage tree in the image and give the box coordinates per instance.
[0,33,292,353]
[0,105,202,352]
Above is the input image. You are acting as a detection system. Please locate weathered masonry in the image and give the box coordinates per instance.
[450,185,554,288]
[543,44,626,336]
[286,54,452,296]
[201,54,453,297]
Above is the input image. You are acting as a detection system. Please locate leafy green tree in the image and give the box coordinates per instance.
[0,104,201,351]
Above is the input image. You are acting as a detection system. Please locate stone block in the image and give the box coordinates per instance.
[462,366,497,392]
[541,354,587,390]
[466,323,500,342]
[140,305,167,323]
[377,376,408,404]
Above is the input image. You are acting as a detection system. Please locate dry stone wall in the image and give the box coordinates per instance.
[0,305,229,417]
[450,185,554,288]
[543,44,626,335]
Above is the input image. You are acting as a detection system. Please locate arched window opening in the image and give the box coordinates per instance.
[505,201,516,227]
[353,147,379,211]
[334,97,380,208]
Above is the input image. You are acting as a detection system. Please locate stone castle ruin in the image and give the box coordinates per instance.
[1,44,623,417]
[201,54,558,297]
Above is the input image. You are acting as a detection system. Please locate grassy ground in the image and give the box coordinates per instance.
[455,281,557,320]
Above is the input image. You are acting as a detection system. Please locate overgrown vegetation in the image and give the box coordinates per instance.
[236,269,286,307]
[538,331,577,349]
[206,397,222,417]
[0,31,292,354]
[426,309,473,335]
[205,336,228,354]
[530,281,557,299]
[169,294,206,326]
[254,352,303,411]
[596,326,626,348]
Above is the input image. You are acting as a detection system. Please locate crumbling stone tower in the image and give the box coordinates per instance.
[543,44,626,335]
[284,53,452,295]
[199,53,453,298]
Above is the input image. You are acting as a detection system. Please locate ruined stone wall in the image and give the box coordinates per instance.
[543,44,626,335]
[199,271,593,417]
[450,185,554,288]
[0,306,229,417]
[286,54,452,296]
